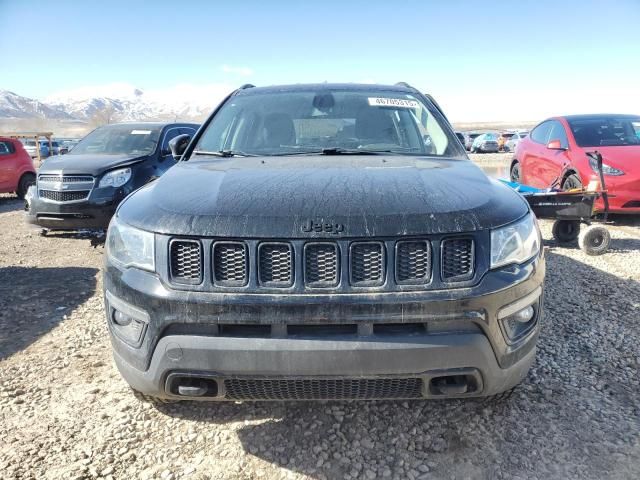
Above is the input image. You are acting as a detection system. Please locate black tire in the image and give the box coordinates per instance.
[562,174,582,191]
[510,161,521,183]
[16,173,36,199]
[551,220,580,243]
[578,225,610,255]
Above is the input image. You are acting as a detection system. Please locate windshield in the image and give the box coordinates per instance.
[69,125,161,156]
[568,116,640,147]
[193,88,463,157]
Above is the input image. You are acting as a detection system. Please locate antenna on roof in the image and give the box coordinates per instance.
[395,82,413,89]
[239,84,255,89]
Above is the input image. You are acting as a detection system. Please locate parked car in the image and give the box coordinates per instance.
[512,114,640,213]
[0,137,36,198]
[104,83,545,402]
[465,132,481,151]
[21,139,49,158]
[455,131,467,148]
[497,132,515,152]
[504,131,528,152]
[26,122,199,230]
[471,133,499,153]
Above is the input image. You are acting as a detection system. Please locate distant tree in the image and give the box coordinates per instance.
[89,104,121,127]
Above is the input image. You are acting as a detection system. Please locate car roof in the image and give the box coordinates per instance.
[560,113,640,121]
[235,83,416,96]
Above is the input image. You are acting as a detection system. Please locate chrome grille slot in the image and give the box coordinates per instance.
[38,175,94,183]
[224,377,424,400]
[213,241,248,286]
[170,240,203,284]
[39,190,90,202]
[396,240,431,284]
[258,243,293,287]
[304,243,339,287]
[441,238,474,281]
[350,242,385,286]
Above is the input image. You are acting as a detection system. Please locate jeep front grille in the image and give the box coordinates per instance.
[304,243,339,287]
[223,377,423,400]
[213,242,248,286]
[396,240,431,284]
[258,243,293,287]
[350,242,385,286]
[39,190,90,202]
[170,240,202,284]
[441,238,474,280]
[165,236,477,290]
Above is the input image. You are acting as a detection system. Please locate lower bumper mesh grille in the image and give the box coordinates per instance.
[223,377,423,400]
[39,190,90,202]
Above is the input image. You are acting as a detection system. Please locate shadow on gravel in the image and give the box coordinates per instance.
[0,266,98,360]
[151,251,640,480]
[42,230,106,247]
[0,196,23,214]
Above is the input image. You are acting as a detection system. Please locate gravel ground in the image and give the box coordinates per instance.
[1,156,639,480]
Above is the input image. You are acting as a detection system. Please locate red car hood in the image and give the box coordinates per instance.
[580,145,640,174]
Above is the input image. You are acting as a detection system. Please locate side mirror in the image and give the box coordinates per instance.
[547,139,566,150]
[168,134,192,160]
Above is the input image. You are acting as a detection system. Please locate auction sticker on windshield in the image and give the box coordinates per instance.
[131,130,152,135]
[368,97,419,108]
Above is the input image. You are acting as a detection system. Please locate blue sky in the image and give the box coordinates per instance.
[1,0,639,121]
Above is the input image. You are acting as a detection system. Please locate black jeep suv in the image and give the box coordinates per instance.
[104,83,545,401]
[26,122,198,230]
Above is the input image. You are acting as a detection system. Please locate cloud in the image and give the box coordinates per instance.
[220,64,254,76]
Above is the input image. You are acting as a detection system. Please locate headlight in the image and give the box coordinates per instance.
[106,216,155,271]
[99,167,132,188]
[588,156,624,176]
[490,213,540,269]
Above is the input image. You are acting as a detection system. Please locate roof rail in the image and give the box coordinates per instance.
[239,84,255,89]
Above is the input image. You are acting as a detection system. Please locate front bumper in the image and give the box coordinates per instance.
[104,250,545,400]
[25,185,125,229]
[593,174,640,213]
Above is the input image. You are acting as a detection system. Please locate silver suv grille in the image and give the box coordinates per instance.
[37,174,95,203]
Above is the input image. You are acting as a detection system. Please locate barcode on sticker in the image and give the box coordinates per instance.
[368,97,419,108]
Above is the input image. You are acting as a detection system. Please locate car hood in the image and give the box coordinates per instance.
[38,153,148,176]
[118,156,529,238]
[580,146,640,172]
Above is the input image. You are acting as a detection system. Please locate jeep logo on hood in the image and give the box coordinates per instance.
[301,219,344,235]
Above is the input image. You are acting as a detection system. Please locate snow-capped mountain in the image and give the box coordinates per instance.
[0,83,233,123]
[0,90,75,120]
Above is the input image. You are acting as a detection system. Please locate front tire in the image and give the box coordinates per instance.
[510,161,521,183]
[16,173,36,199]
[562,174,582,191]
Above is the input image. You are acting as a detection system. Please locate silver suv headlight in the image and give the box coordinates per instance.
[99,167,132,188]
[106,216,155,271]
[490,213,540,269]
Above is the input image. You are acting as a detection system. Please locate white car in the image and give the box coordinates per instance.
[504,131,529,152]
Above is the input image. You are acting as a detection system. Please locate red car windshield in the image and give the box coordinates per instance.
[568,116,640,147]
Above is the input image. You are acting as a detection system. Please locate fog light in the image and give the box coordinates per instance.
[106,291,149,347]
[501,305,536,342]
[112,309,133,326]
[111,308,145,344]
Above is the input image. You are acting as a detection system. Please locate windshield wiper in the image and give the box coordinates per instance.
[192,150,257,157]
[320,148,389,155]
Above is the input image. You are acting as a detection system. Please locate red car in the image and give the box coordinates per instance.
[0,137,36,199]
[512,114,640,213]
